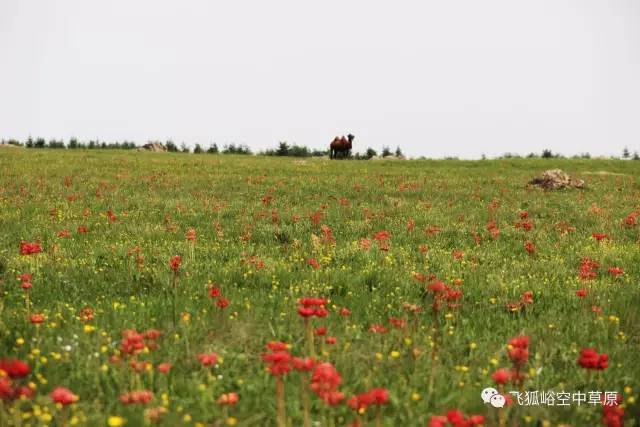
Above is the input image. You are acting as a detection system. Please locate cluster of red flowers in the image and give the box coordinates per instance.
[579,257,599,280]
[347,387,389,412]
[307,258,320,269]
[0,359,33,401]
[208,284,230,309]
[18,273,32,290]
[372,230,391,251]
[197,352,219,367]
[217,392,239,406]
[426,280,463,310]
[608,267,624,277]
[297,298,328,318]
[506,291,533,312]
[486,221,500,239]
[592,232,608,241]
[169,255,181,272]
[320,224,336,245]
[578,348,609,371]
[185,228,196,242]
[262,341,292,376]
[50,387,79,405]
[310,362,344,405]
[524,240,535,254]
[429,410,484,427]
[508,336,529,367]
[602,394,624,427]
[120,390,154,405]
[19,241,41,255]
[119,329,162,355]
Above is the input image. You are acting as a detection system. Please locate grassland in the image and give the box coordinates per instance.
[0,149,639,426]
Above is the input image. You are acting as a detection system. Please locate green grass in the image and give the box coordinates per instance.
[0,149,638,426]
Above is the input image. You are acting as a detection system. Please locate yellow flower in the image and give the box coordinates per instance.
[469,342,477,350]
[16,337,25,346]
[227,417,238,426]
[390,351,400,359]
[107,416,126,427]
[84,324,95,333]
[411,392,421,401]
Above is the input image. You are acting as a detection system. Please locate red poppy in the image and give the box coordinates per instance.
[339,307,351,317]
[50,387,79,405]
[208,285,221,298]
[325,336,337,345]
[197,352,218,367]
[369,324,388,334]
[77,225,88,234]
[19,241,42,256]
[576,288,588,298]
[524,241,535,254]
[592,233,607,241]
[314,326,327,336]
[185,228,196,242]
[307,258,320,269]
[492,368,511,385]
[578,348,608,370]
[608,267,624,277]
[169,255,181,272]
[216,297,230,309]
[313,307,328,318]
[217,392,239,406]
[292,357,315,372]
[310,362,343,405]
[157,363,172,374]
[0,359,30,379]
[119,390,153,405]
[30,313,46,324]
[261,351,291,376]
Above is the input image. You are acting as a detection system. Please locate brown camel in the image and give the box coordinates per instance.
[329,134,354,159]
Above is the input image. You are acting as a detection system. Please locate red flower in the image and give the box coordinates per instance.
[169,255,181,272]
[266,341,288,352]
[0,359,30,378]
[314,326,327,336]
[608,267,624,277]
[298,307,315,318]
[307,258,320,269]
[119,390,153,405]
[50,387,79,405]
[19,241,42,255]
[310,363,342,396]
[427,281,447,293]
[578,348,608,370]
[524,241,535,254]
[519,211,529,219]
[369,324,388,334]
[592,233,607,241]
[217,392,239,406]
[29,313,46,324]
[325,336,337,345]
[120,329,145,355]
[314,307,328,317]
[576,288,588,298]
[299,297,327,307]
[77,225,88,234]
[208,285,221,298]
[292,357,315,372]
[185,228,196,242]
[389,317,407,329]
[492,368,511,385]
[197,352,218,367]
[339,307,351,317]
[57,229,71,238]
[508,336,529,366]
[262,350,291,376]
[157,363,172,374]
[216,297,230,309]
[368,388,389,405]
[373,230,391,241]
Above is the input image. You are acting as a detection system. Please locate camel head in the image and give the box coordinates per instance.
[347,134,355,143]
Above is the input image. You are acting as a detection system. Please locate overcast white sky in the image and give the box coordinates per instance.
[1,1,639,158]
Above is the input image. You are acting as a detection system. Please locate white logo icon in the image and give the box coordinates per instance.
[481,387,505,408]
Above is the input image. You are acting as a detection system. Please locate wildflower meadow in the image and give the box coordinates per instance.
[0,149,638,426]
